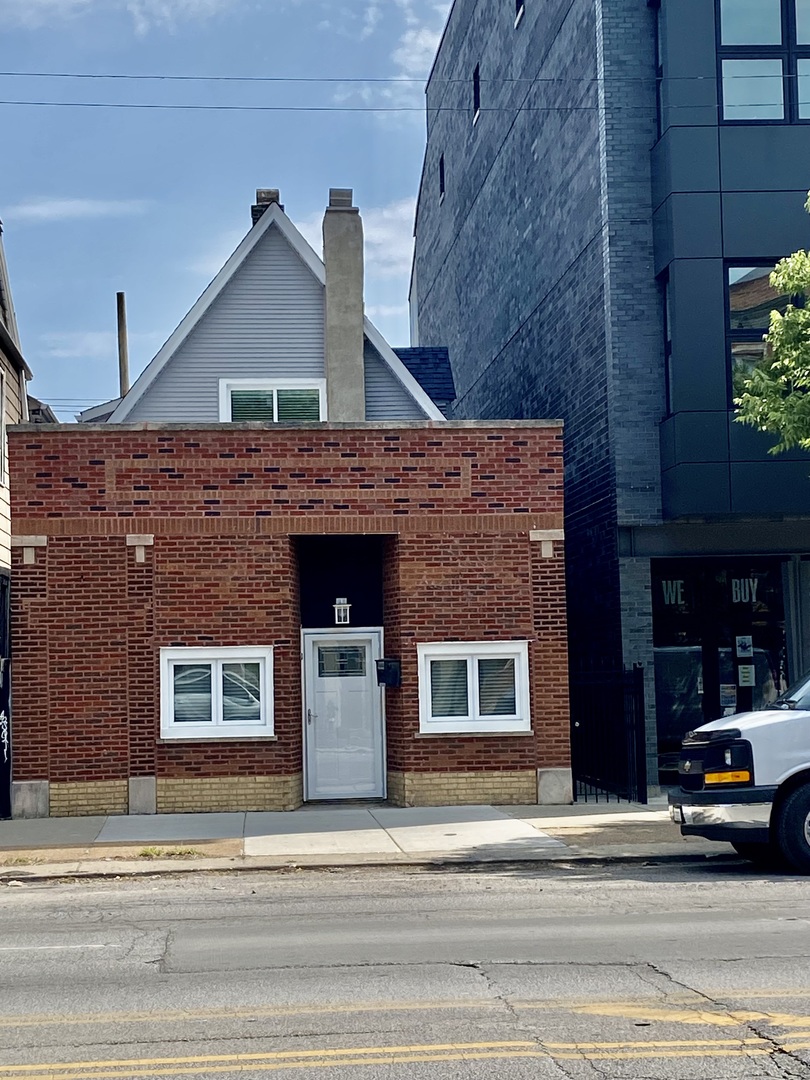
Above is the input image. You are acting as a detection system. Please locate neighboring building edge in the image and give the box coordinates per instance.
[411,0,810,795]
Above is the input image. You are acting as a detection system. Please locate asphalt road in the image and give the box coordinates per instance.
[2,860,810,1079]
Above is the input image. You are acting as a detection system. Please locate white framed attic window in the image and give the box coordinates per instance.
[417,641,531,734]
[218,379,326,423]
[160,646,274,740]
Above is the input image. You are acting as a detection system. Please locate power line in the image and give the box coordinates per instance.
[0,69,804,83]
[0,98,795,113]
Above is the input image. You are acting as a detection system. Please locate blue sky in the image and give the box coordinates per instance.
[1,0,449,420]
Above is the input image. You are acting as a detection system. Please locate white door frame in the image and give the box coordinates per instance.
[301,627,386,801]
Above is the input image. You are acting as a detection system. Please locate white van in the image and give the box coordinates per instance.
[669,672,810,872]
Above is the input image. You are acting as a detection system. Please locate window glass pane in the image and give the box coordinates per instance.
[222,662,262,723]
[478,658,517,716]
[276,388,321,422]
[430,658,469,716]
[728,265,789,330]
[720,0,781,44]
[722,59,784,120]
[230,390,274,422]
[172,664,212,723]
[318,646,366,677]
[730,338,767,396]
[799,59,810,117]
[797,0,810,43]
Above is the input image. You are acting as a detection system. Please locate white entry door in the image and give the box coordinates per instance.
[303,630,385,800]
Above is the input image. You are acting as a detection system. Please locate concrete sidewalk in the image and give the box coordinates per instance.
[0,800,732,880]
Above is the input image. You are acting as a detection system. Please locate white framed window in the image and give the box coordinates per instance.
[417,641,531,734]
[160,646,274,740]
[218,379,326,423]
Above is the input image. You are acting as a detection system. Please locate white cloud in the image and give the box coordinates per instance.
[7,197,149,223]
[294,196,415,281]
[40,329,162,359]
[0,0,94,28]
[359,1,381,39]
[363,196,416,279]
[0,0,237,32]
[367,302,408,319]
[392,25,443,78]
[333,0,447,115]
[124,0,235,34]
[187,226,248,277]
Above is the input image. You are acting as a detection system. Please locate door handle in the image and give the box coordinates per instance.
[307,709,317,725]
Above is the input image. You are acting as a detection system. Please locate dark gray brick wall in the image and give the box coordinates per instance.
[413,0,663,675]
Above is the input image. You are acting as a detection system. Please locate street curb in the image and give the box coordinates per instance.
[0,850,741,884]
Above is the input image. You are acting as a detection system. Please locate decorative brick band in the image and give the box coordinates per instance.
[50,780,128,817]
[387,769,537,807]
[156,774,303,813]
[14,513,563,539]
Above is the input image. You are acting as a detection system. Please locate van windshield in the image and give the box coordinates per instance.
[773,674,810,711]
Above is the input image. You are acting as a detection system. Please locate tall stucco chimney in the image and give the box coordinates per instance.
[323,188,365,422]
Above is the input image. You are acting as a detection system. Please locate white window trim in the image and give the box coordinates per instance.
[218,378,327,423]
[160,645,274,740]
[417,640,531,734]
[0,370,7,487]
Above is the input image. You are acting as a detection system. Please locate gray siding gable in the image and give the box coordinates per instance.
[126,226,325,423]
[365,341,428,420]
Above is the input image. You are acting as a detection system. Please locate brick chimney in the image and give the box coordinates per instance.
[251,188,283,226]
[323,188,365,422]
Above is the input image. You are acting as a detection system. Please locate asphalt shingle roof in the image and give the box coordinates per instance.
[393,347,456,406]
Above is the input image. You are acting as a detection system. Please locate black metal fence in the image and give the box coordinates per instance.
[570,666,648,804]
[0,576,9,819]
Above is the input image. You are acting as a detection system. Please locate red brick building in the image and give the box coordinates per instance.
[9,420,569,816]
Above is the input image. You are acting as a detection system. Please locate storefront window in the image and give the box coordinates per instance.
[651,558,787,781]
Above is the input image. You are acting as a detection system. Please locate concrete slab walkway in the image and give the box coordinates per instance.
[0,799,731,880]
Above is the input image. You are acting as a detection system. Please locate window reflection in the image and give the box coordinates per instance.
[722,59,784,119]
[720,0,782,45]
[798,0,810,42]
[728,266,788,330]
[799,58,810,116]
[727,265,791,392]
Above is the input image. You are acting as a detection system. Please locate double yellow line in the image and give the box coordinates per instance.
[0,1036,806,1077]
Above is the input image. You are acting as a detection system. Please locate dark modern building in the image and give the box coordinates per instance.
[410,0,810,784]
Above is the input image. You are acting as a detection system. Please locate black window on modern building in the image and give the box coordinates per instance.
[719,0,810,120]
[726,263,792,398]
[472,64,481,121]
[439,153,446,200]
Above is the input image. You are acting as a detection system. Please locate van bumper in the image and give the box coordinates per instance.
[668,788,777,844]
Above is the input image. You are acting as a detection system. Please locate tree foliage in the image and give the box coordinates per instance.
[734,198,810,453]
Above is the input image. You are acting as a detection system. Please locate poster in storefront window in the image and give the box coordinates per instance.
[738,665,756,687]
[736,635,754,658]
[720,684,738,709]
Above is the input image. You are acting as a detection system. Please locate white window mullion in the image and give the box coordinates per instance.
[468,656,479,722]
[212,660,223,727]
[272,388,279,423]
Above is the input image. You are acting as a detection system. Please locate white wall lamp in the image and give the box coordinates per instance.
[333,597,351,625]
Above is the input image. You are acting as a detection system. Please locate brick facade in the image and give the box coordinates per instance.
[9,421,569,815]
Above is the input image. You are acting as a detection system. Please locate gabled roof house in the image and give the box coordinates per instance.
[80,188,451,425]
[9,189,570,819]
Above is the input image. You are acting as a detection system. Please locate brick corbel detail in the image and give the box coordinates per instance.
[529,528,564,558]
[126,534,155,563]
[11,535,47,565]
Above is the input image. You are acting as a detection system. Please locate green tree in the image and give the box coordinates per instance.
[735,201,810,453]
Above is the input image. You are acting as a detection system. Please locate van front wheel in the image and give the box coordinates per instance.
[775,785,810,873]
